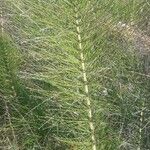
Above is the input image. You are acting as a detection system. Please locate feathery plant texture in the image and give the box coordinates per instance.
[1,0,150,149]
[0,33,19,150]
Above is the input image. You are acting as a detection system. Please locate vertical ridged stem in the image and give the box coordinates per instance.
[75,8,96,150]
[0,11,4,34]
[138,101,144,150]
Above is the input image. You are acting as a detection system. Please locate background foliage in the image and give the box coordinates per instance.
[0,0,150,150]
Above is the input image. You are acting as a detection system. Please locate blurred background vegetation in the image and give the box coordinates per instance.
[0,0,150,150]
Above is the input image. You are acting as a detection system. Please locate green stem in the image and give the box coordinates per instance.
[75,7,96,150]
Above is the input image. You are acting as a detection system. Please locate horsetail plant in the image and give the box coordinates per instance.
[75,6,96,150]
[1,0,150,149]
